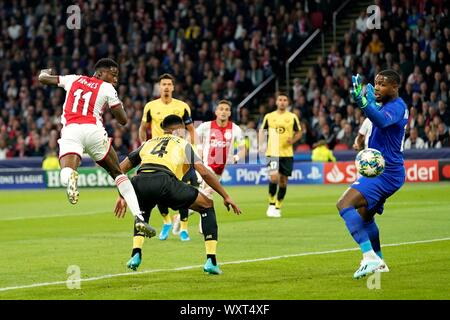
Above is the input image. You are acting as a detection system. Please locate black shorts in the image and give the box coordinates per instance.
[131,171,199,212]
[267,157,294,177]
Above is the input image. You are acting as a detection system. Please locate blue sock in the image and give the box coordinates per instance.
[339,207,373,253]
[364,218,382,259]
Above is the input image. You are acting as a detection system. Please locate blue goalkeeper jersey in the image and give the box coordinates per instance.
[366,97,408,169]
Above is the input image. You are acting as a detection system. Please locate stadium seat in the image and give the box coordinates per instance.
[295,144,311,152]
[310,12,324,29]
[333,143,350,151]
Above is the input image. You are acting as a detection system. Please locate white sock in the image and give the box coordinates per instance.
[115,174,143,219]
[60,167,74,187]
[363,250,381,261]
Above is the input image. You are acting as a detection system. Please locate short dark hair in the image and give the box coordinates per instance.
[217,100,232,107]
[161,115,184,129]
[378,69,401,86]
[94,58,119,70]
[159,73,175,84]
[277,92,289,99]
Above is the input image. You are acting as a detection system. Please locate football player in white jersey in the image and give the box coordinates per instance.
[38,58,155,238]
[172,100,246,234]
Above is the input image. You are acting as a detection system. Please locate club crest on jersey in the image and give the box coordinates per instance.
[276,127,286,134]
[224,130,232,140]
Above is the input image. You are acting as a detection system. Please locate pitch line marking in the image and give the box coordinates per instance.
[1,237,450,293]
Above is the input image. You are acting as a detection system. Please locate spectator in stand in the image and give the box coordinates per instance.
[404,127,426,149]
[355,11,368,34]
[368,33,384,55]
[437,122,449,146]
[1,1,448,157]
[0,136,7,159]
[337,123,356,149]
[425,129,442,149]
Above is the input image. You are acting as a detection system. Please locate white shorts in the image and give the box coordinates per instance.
[58,124,112,162]
[199,166,222,200]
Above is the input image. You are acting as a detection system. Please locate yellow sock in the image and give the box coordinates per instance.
[269,194,276,205]
[133,235,145,249]
[205,240,217,255]
[275,199,283,209]
[162,214,172,225]
[180,220,188,232]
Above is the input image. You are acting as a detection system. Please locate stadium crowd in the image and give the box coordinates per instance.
[289,0,449,151]
[0,0,448,162]
[0,0,336,160]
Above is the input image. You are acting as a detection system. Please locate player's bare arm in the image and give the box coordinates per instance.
[186,123,196,144]
[139,121,149,143]
[234,145,246,163]
[258,127,267,153]
[194,161,241,215]
[353,133,365,151]
[119,156,135,174]
[38,69,59,86]
[109,103,127,126]
[287,131,302,145]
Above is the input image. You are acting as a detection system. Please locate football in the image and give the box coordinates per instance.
[355,148,385,178]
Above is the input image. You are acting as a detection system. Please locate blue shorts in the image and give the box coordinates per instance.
[351,167,405,214]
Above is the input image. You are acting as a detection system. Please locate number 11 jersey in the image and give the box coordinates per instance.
[58,75,121,127]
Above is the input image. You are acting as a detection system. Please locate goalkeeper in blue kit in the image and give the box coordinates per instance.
[336,70,408,279]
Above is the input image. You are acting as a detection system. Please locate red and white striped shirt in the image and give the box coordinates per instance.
[196,120,244,175]
[58,75,121,127]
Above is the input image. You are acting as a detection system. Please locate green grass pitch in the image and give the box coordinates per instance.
[0,183,450,300]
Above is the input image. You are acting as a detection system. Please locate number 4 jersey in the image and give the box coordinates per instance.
[128,134,201,180]
[58,75,121,127]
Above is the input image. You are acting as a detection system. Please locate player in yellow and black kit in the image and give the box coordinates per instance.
[260,93,302,218]
[139,73,198,243]
[115,115,241,274]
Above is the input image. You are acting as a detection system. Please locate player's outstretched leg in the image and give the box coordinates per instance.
[63,168,79,204]
[337,188,383,279]
[59,155,81,205]
[98,146,156,237]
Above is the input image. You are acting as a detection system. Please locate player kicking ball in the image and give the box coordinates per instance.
[38,59,156,238]
[114,115,241,274]
[337,70,408,279]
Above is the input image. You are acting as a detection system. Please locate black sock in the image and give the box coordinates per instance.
[269,183,277,204]
[269,182,277,196]
[131,248,142,259]
[207,254,217,266]
[179,208,189,221]
[277,187,287,201]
